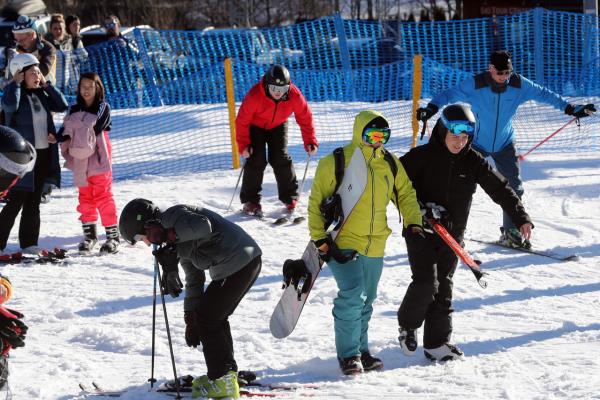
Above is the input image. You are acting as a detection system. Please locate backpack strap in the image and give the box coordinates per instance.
[332,147,345,193]
[382,149,402,222]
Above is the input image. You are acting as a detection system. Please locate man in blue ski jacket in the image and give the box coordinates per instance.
[416,50,595,248]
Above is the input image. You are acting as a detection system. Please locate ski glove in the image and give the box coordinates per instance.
[153,245,183,298]
[416,104,439,122]
[403,225,427,253]
[282,259,311,291]
[565,103,596,118]
[0,306,27,350]
[314,236,357,264]
[305,143,318,156]
[421,202,452,231]
[183,311,201,348]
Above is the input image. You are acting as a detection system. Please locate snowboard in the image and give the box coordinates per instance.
[269,241,322,339]
[269,147,368,339]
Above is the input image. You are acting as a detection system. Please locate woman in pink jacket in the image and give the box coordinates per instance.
[60,72,119,254]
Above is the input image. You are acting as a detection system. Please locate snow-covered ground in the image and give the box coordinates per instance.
[2,151,599,399]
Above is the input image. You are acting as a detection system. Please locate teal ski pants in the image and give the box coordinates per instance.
[328,253,383,359]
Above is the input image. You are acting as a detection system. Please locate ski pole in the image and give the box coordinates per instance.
[226,160,246,213]
[518,117,577,161]
[154,244,182,399]
[148,249,158,389]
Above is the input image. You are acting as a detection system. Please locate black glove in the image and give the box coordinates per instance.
[314,236,357,264]
[153,245,183,298]
[416,104,439,122]
[421,202,452,230]
[565,103,596,118]
[0,306,28,349]
[183,310,200,347]
[282,259,311,291]
[403,225,427,253]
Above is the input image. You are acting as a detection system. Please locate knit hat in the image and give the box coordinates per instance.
[363,116,389,133]
[490,50,512,71]
[12,15,35,34]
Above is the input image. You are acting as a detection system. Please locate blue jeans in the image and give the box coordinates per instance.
[474,141,523,230]
[328,252,383,359]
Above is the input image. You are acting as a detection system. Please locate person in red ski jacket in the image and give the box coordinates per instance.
[235,64,317,215]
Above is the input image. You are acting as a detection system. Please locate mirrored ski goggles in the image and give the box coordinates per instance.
[268,84,289,95]
[362,127,391,145]
[441,115,475,136]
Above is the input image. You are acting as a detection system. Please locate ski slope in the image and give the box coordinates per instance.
[1,151,599,399]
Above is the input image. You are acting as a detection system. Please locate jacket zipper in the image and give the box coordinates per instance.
[492,91,501,152]
[365,148,376,255]
[271,101,279,124]
[446,158,455,205]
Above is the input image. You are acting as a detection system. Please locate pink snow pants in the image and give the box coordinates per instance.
[77,132,117,227]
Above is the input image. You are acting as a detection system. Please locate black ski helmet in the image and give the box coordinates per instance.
[441,104,476,132]
[119,198,161,244]
[0,126,36,193]
[264,64,290,86]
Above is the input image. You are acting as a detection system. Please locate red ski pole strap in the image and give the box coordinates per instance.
[426,218,487,288]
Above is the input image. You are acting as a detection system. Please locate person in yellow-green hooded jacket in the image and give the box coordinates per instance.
[308,110,424,375]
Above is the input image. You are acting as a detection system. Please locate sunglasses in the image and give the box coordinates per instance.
[104,22,117,29]
[363,127,391,145]
[268,84,289,95]
[441,115,475,136]
[494,68,512,76]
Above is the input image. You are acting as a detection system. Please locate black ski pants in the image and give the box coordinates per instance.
[195,256,261,380]
[240,123,298,205]
[0,149,50,250]
[397,233,458,349]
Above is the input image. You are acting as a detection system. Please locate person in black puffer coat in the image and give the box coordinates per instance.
[396,104,533,362]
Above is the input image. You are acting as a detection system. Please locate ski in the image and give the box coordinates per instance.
[273,210,305,225]
[0,248,68,265]
[78,382,124,397]
[467,238,579,262]
[425,218,488,288]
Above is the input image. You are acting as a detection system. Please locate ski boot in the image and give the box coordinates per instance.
[398,327,418,356]
[242,202,262,217]
[424,343,464,361]
[79,222,98,252]
[191,371,239,398]
[99,225,120,254]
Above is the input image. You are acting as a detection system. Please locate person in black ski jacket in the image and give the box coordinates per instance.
[396,104,533,362]
[118,199,262,399]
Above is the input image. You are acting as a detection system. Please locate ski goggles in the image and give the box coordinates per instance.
[268,84,289,95]
[362,127,391,145]
[441,115,475,136]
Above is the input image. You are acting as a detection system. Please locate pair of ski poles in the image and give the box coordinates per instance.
[226,153,313,214]
[148,244,182,398]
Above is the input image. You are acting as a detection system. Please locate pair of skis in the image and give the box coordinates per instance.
[0,247,68,265]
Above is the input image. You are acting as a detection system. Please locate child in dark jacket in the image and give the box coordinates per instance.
[59,72,118,254]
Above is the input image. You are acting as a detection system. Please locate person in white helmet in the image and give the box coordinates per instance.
[0,53,67,255]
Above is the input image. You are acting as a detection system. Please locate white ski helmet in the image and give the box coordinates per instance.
[9,53,39,77]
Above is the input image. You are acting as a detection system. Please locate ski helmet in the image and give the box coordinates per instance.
[0,126,36,194]
[440,104,476,136]
[9,53,39,77]
[264,65,290,86]
[119,198,161,244]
